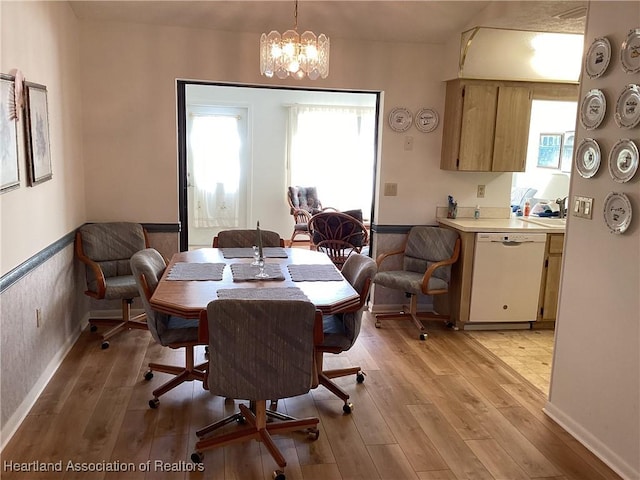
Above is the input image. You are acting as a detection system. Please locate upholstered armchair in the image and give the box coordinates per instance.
[191,299,322,479]
[130,248,207,408]
[316,254,377,413]
[212,229,284,248]
[75,222,149,349]
[374,226,460,340]
[287,186,335,244]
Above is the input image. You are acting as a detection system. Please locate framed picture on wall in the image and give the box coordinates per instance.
[560,131,575,173]
[1,74,20,193]
[24,81,52,186]
[537,133,562,169]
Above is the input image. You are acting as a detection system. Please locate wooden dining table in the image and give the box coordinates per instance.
[149,247,360,341]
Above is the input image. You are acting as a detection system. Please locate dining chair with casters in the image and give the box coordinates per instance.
[316,253,377,413]
[307,211,369,270]
[75,222,149,349]
[191,299,322,480]
[212,228,285,248]
[287,186,336,245]
[373,226,460,340]
[130,248,207,408]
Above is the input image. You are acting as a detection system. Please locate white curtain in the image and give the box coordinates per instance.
[288,105,375,218]
[190,114,241,228]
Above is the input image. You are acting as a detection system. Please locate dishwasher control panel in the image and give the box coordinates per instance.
[476,232,547,243]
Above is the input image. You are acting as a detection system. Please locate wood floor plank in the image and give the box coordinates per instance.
[366,444,420,480]
[1,312,623,480]
[407,403,494,480]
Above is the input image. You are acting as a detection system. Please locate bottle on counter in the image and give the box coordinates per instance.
[524,200,531,217]
[474,205,480,219]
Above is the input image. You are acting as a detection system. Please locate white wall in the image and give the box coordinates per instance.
[0,1,85,275]
[78,20,512,232]
[546,2,640,479]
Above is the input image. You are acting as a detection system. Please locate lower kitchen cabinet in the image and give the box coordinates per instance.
[537,233,565,325]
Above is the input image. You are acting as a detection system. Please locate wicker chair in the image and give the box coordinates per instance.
[287,186,335,244]
[308,211,368,269]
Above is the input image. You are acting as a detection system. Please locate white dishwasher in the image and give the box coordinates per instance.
[468,232,546,323]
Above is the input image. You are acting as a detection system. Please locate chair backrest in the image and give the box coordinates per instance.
[336,254,378,345]
[130,248,169,344]
[288,186,322,214]
[77,223,148,297]
[205,299,318,400]
[403,226,459,282]
[213,229,284,248]
[308,211,368,248]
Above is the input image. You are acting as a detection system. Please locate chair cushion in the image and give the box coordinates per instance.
[160,316,200,345]
[374,270,448,295]
[100,275,139,300]
[320,314,352,350]
[289,186,320,213]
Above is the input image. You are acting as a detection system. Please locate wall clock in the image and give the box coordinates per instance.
[388,107,412,132]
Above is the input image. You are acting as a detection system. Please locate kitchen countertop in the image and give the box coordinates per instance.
[437,217,566,233]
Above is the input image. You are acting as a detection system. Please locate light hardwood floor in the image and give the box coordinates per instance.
[1,315,620,480]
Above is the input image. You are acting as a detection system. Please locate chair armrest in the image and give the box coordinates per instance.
[376,248,405,268]
[420,238,461,295]
[75,231,107,299]
[292,208,312,223]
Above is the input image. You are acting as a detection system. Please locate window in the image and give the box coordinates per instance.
[288,105,375,220]
[188,107,246,229]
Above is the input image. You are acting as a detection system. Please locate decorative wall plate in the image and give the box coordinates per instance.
[415,108,439,133]
[585,37,611,79]
[603,192,632,234]
[620,28,640,74]
[615,84,640,128]
[580,89,606,130]
[608,139,639,183]
[388,107,412,132]
[575,138,602,178]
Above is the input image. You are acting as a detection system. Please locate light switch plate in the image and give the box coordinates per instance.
[572,195,594,219]
[384,182,398,196]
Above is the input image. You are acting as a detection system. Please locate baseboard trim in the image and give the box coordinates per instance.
[0,317,85,451]
[543,402,638,480]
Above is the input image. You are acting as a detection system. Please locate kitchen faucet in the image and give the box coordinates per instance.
[556,196,568,218]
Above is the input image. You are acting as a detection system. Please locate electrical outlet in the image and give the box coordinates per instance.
[404,136,414,151]
[36,308,42,328]
[477,184,486,198]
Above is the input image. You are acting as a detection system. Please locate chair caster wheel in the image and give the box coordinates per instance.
[375,320,381,328]
[144,370,154,381]
[269,400,278,411]
[149,398,160,409]
[236,416,246,425]
[419,333,428,341]
[191,451,203,464]
[101,341,110,349]
[343,403,353,414]
[356,372,365,383]
[90,325,98,332]
[273,469,286,480]
[307,428,320,440]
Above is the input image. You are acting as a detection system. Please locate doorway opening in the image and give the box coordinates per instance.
[177,81,380,251]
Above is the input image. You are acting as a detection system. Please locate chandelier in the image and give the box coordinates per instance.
[259,0,330,80]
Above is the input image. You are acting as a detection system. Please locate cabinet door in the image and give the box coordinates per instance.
[458,84,498,171]
[492,86,532,172]
[541,254,562,321]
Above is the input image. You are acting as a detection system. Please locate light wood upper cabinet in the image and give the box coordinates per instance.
[441,79,532,172]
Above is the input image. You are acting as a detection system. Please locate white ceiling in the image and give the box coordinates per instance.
[68,0,587,45]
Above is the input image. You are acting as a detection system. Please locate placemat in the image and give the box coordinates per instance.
[287,264,343,282]
[221,247,289,258]
[216,287,309,301]
[166,262,225,281]
[230,263,285,281]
